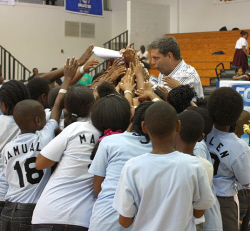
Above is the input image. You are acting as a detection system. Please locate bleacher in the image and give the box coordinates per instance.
[149,30,250,89]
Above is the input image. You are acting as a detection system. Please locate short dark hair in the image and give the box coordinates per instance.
[167,85,196,114]
[145,101,177,138]
[48,86,60,109]
[187,106,213,136]
[241,30,248,36]
[97,81,117,98]
[235,67,245,74]
[0,80,30,115]
[178,111,204,143]
[207,87,243,126]
[64,85,95,127]
[132,101,154,143]
[91,94,131,133]
[26,78,51,101]
[149,37,181,60]
[13,99,44,131]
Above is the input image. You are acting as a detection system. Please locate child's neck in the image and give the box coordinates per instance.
[151,138,175,154]
[176,141,195,156]
[214,124,230,132]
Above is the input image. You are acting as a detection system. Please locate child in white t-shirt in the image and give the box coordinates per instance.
[206,87,250,231]
[187,106,223,231]
[0,80,30,212]
[32,91,131,230]
[113,102,215,231]
[175,110,215,230]
[0,57,77,231]
[88,102,153,231]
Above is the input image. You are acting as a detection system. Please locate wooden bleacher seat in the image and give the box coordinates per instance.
[148,30,250,86]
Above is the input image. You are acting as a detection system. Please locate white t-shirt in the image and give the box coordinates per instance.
[137,50,149,64]
[0,115,20,201]
[88,132,152,231]
[206,127,250,196]
[32,118,101,228]
[2,119,58,203]
[193,140,223,231]
[113,151,215,231]
[235,37,248,49]
[156,59,204,98]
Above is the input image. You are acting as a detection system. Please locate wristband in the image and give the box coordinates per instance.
[59,89,67,94]
[80,65,85,74]
[152,98,160,102]
[124,90,133,95]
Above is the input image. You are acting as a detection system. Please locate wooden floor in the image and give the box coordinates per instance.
[148,30,250,86]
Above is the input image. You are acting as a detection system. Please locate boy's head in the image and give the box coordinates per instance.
[177,110,205,144]
[207,87,243,126]
[143,102,178,140]
[167,85,196,114]
[186,106,213,136]
[26,78,51,109]
[13,99,46,133]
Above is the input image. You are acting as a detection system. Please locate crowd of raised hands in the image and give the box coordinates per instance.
[68,45,168,113]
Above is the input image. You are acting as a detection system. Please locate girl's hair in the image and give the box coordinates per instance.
[64,85,95,127]
[241,30,248,36]
[90,94,131,159]
[131,101,154,144]
[235,67,245,74]
[0,80,30,115]
[97,81,117,98]
[167,85,196,114]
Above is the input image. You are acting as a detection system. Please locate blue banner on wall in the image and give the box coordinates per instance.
[65,0,103,16]
[217,81,250,106]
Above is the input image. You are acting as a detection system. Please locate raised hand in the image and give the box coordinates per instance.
[109,66,126,83]
[78,44,94,66]
[162,76,180,89]
[83,59,99,73]
[120,45,136,65]
[64,57,79,79]
[156,86,168,98]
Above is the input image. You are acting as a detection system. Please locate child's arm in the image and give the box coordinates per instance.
[233,74,247,80]
[70,59,99,85]
[36,57,79,170]
[50,57,78,124]
[40,45,94,83]
[193,209,205,218]
[119,215,134,228]
[93,175,105,197]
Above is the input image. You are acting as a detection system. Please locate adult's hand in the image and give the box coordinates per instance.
[162,76,180,89]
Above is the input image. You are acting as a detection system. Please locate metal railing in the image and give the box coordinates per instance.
[103,31,129,51]
[0,46,31,80]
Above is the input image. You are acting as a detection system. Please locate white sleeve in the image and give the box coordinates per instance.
[193,164,215,210]
[40,128,68,162]
[113,162,138,218]
[36,119,58,148]
[88,141,108,177]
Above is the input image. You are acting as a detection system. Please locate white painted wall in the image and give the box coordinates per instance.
[1,0,250,75]
[179,0,250,33]
[111,0,127,38]
[0,3,112,73]
[128,1,170,49]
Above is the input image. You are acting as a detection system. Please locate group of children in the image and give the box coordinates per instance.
[0,43,250,231]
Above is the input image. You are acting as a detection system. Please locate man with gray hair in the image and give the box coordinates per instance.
[149,37,204,98]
